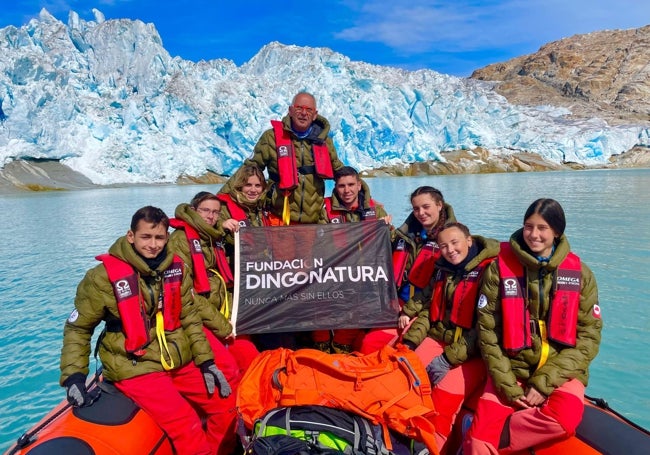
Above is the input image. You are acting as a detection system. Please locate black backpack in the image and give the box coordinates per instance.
[245,434,346,455]
[247,405,429,455]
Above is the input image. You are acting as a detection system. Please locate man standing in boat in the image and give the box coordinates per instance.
[220,91,344,225]
[219,91,344,350]
[59,206,236,455]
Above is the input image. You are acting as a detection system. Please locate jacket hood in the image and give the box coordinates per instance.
[174,203,223,240]
[510,228,571,271]
[107,235,174,276]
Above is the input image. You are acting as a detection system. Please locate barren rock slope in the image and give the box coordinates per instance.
[471,25,650,125]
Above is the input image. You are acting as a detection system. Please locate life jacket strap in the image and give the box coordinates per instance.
[453,326,463,343]
[297,165,315,175]
[282,193,291,225]
[535,320,550,372]
[156,311,175,371]
[208,268,231,319]
[105,319,122,332]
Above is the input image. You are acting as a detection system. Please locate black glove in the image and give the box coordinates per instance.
[63,373,99,407]
[426,354,452,386]
[401,340,418,351]
[200,361,232,398]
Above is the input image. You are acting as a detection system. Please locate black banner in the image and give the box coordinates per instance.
[232,222,399,334]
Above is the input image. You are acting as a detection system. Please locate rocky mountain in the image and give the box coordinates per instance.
[471,25,650,126]
[1,12,649,192]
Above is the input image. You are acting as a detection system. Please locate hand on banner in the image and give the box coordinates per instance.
[398,313,411,330]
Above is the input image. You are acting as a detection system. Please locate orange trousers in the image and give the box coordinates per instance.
[414,338,486,454]
[312,328,365,348]
[462,376,585,454]
[115,360,237,455]
[358,327,399,354]
[223,334,260,377]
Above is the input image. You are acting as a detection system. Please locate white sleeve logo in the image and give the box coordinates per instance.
[67,309,79,323]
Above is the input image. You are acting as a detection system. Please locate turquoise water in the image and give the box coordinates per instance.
[1,169,649,450]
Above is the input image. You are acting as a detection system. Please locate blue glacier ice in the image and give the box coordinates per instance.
[0,9,648,185]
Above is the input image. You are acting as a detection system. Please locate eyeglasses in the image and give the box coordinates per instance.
[197,208,220,216]
[292,105,315,115]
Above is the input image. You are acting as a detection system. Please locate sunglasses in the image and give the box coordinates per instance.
[291,105,315,115]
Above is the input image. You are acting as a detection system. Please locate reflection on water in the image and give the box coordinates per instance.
[1,169,649,449]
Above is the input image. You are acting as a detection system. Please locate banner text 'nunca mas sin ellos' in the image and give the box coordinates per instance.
[232,222,399,334]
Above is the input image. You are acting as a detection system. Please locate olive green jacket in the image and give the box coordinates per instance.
[218,180,271,251]
[402,236,500,366]
[477,230,602,403]
[60,236,212,385]
[221,114,344,224]
[168,203,233,338]
[391,203,456,288]
[320,179,389,223]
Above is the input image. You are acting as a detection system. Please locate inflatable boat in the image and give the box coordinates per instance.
[541,394,650,455]
[448,395,650,455]
[5,374,650,454]
[4,374,173,455]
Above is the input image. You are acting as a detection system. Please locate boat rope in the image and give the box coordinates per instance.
[585,394,650,436]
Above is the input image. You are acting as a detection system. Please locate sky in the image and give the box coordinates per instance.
[1,1,649,77]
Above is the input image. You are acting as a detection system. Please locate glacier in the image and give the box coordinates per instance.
[0,9,648,185]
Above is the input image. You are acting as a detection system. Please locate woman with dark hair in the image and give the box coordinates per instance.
[360,185,457,354]
[463,198,602,454]
[394,186,456,308]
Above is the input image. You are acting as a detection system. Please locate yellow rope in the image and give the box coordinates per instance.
[535,320,550,371]
[453,326,463,343]
[156,311,175,371]
[208,268,231,319]
[282,194,291,226]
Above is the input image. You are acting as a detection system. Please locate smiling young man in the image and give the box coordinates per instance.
[60,206,236,455]
[220,91,344,225]
[322,165,391,225]
[313,166,393,354]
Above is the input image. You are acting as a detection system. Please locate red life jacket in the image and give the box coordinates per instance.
[216,193,271,227]
[169,218,234,290]
[323,196,377,224]
[392,239,439,289]
[407,241,440,289]
[97,253,183,356]
[497,242,581,354]
[392,238,409,288]
[429,258,493,329]
[271,120,334,192]
[324,197,380,250]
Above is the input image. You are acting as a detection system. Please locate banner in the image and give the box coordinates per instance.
[232,222,399,334]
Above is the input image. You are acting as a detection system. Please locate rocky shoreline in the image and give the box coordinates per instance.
[1,147,648,194]
[363,146,650,177]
